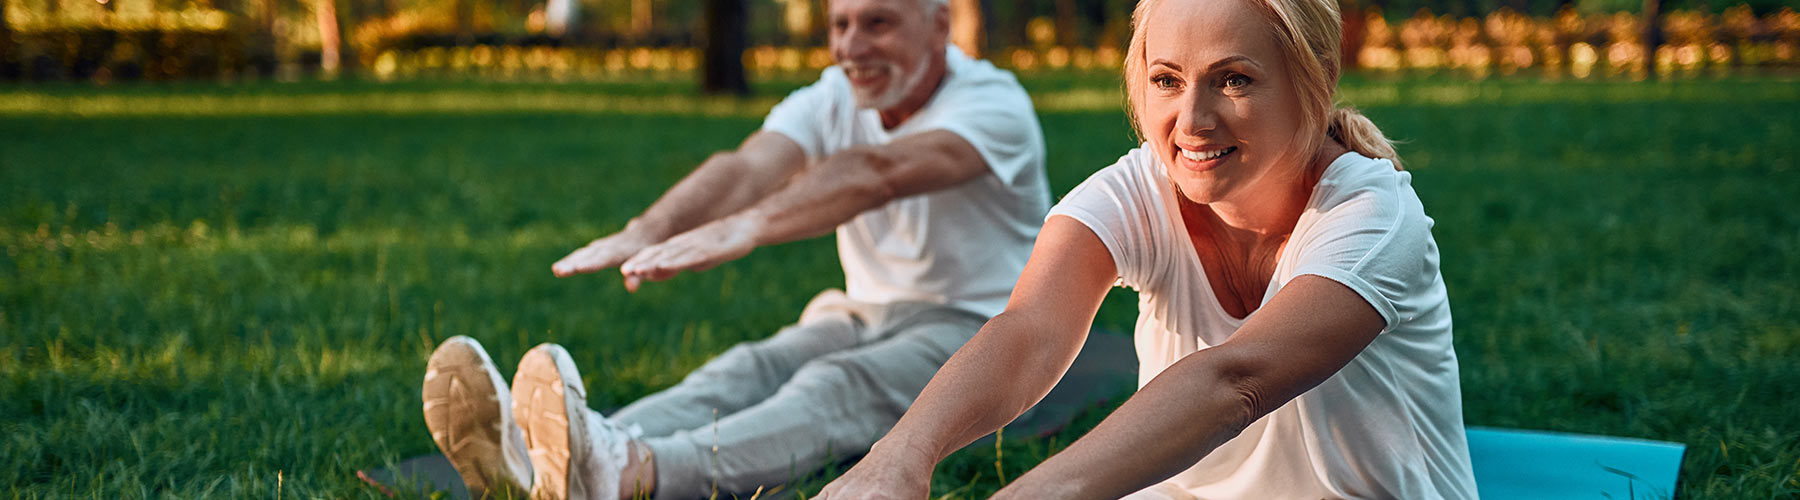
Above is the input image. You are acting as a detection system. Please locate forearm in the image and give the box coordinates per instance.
[997,351,1262,498]
[877,313,1084,464]
[629,152,791,241]
[729,148,898,246]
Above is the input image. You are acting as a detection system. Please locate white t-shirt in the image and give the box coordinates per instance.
[1048,146,1478,499]
[761,48,1050,318]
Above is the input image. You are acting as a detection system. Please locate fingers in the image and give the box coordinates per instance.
[552,237,639,278]
[618,242,710,283]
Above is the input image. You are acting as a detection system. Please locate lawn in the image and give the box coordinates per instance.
[2,73,1797,499]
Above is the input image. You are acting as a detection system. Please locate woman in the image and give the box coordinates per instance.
[815,0,1478,497]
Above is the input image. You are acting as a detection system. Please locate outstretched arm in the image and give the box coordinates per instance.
[617,129,989,287]
[815,216,1120,500]
[991,274,1387,499]
[551,131,805,282]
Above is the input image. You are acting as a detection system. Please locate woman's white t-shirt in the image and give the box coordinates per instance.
[1047,146,1478,499]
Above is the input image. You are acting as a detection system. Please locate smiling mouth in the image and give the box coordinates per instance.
[1180,146,1237,162]
[844,66,888,81]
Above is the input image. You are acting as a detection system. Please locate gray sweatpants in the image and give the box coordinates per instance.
[603,290,987,500]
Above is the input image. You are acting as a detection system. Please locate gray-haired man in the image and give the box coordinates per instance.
[421,0,1048,498]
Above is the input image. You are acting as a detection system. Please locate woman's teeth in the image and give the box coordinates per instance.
[1181,146,1236,161]
[846,67,885,79]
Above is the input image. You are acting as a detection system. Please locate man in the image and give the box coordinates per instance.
[420,0,1048,498]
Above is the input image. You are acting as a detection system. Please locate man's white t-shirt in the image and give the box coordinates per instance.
[1048,147,1478,499]
[761,48,1050,319]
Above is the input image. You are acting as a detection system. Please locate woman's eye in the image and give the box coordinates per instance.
[1151,75,1180,90]
[1222,74,1252,89]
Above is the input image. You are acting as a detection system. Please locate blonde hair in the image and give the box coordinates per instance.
[1123,0,1403,170]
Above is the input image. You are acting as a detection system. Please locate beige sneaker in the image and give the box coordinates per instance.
[512,343,632,500]
[423,336,534,499]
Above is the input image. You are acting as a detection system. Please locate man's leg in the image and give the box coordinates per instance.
[609,291,870,437]
[642,304,985,500]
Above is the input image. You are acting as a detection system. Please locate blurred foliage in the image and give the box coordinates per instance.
[2,0,1799,81]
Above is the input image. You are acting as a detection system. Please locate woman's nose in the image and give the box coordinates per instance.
[1175,90,1219,135]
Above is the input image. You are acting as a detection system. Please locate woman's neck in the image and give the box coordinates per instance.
[1198,140,1348,241]
[1177,141,1350,318]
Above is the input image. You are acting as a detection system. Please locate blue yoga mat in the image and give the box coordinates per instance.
[1467,426,1686,500]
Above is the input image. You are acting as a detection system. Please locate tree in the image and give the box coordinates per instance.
[701,0,748,95]
[951,0,984,57]
[1643,0,1663,77]
[546,0,577,36]
[316,0,342,76]
[1,0,15,80]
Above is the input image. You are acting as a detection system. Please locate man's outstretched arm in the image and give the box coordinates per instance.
[618,129,988,285]
[551,131,806,281]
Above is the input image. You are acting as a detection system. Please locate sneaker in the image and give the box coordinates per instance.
[512,343,633,500]
[423,336,534,499]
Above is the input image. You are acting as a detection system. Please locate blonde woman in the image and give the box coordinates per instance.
[816,0,1478,497]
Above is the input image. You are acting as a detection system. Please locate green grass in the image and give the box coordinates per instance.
[2,74,1797,499]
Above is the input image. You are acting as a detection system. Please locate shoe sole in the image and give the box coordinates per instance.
[513,344,589,500]
[423,336,521,498]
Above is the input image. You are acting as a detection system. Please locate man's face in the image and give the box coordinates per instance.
[828,0,941,110]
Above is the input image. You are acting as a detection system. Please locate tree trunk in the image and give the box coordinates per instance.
[546,0,577,37]
[316,0,341,77]
[1340,0,1364,70]
[1,0,15,80]
[630,0,652,42]
[1054,0,1077,46]
[1642,0,1661,78]
[701,0,748,95]
[950,0,983,58]
[252,0,279,76]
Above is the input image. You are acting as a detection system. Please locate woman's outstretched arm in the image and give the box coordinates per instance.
[993,274,1387,499]
[816,216,1120,500]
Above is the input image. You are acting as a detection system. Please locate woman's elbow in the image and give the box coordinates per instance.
[1194,354,1279,436]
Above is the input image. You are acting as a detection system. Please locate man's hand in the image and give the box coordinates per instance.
[551,224,661,281]
[617,215,759,292]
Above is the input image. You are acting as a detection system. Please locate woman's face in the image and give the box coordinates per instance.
[1140,0,1308,206]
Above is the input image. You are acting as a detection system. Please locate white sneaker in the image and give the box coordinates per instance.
[423,336,534,499]
[512,343,633,500]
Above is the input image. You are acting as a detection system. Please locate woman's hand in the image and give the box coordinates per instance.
[815,442,937,500]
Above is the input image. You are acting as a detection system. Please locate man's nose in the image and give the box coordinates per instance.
[837,25,874,61]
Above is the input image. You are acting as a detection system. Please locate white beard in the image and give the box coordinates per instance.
[848,59,929,111]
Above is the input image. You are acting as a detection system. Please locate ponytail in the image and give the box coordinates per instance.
[1327,106,1403,170]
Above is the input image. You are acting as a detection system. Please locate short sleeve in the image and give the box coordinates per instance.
[1288,172,1437,330]
[1045,151,1163,291]
[908,73,1043,187]
[760,72,840,161]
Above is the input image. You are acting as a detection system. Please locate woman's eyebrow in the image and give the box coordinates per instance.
[1148,55,1257,73]
[1205,55,1256,72]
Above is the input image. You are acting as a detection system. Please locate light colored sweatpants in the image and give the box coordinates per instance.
[603,290,987,500]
